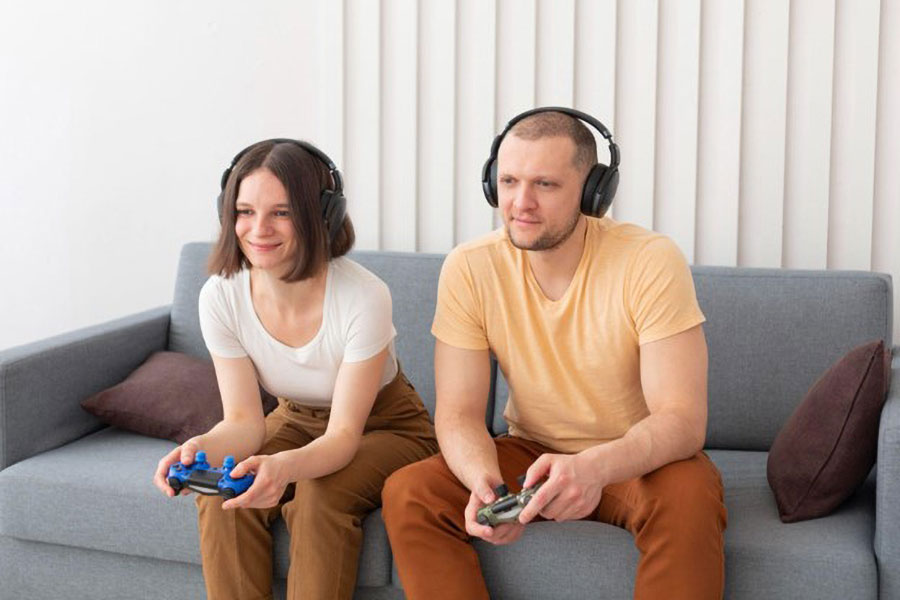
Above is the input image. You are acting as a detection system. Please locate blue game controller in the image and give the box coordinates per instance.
[166,451,254,499]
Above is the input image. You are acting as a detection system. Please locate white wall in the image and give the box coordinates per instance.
[0,1,320,348]
[2,0,899,349]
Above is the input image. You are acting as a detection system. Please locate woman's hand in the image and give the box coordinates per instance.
[221,453,292,510]
[152,438,201,497]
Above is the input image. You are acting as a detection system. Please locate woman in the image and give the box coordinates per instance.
[152,139,438,599]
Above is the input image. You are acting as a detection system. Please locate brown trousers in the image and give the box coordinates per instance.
[195,368,438,600]
[382,436,728,600]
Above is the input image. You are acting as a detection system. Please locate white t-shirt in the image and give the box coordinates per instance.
[198,257,399,407]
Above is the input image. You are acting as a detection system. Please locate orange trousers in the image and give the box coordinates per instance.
[382,436,727,600]
[195,369,438,600]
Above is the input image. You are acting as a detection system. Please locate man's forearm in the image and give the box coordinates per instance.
[576,410,704,486]
[436,415,501,492]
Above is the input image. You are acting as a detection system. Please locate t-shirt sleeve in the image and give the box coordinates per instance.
[431,248,490,350]
[198,277,248,358]
[626,236,706,345]
[342,278,397,363]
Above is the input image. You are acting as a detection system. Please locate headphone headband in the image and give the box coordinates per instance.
[488,106,619,169]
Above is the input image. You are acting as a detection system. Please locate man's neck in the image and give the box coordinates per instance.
[526,217,588,301]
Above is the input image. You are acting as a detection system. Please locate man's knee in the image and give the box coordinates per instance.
[644,454,726,530]
[382,456,449,524]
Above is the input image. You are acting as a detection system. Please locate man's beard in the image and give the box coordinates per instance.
[507,208,581,251]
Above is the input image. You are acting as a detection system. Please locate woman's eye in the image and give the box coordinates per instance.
[275,210,290,217]
[236,209,252,216]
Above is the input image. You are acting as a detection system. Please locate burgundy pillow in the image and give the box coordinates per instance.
[81,351,278,444]
[767,340,891,523]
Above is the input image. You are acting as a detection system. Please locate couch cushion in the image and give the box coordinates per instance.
[169,243,212,360]
[349,251,445,417]
[767,340,889,522]
[453,450,877,600]
[80,351,278,444]
[0,427,392,587]
[695,267,892,451]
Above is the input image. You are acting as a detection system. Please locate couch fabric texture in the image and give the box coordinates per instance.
[0,242,897,600]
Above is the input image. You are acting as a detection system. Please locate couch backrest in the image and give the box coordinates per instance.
[169,244,893,452]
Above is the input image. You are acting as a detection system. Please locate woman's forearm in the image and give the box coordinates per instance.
[192,418,267,466]
[278,430,360,482]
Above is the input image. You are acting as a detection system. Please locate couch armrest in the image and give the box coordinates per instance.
[0,307,170,470]
[877,346,900,600]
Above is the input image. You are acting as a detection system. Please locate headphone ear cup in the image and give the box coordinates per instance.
[581,164,607,215]
[594,167,619,218]
[581,163,619,218]
[321,190,347,245]
[482,157,499,208]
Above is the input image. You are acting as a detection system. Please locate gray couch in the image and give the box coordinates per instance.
[0,242,897,600]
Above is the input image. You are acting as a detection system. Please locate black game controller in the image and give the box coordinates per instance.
[476,475,544,527]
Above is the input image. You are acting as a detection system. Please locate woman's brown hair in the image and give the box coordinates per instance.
[208,140,355,281]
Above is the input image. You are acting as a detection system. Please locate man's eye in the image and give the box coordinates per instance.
[499,177,514,185]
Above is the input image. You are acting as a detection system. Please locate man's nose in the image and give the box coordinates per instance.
[512,185,537,211]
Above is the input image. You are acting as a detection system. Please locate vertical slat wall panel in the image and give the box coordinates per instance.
[613,0,658,228]
[416,0,456,253]
[574,0,617,128]
[381,0,418,251]
[694,0,744,267]
[653,0,701,262]
[326,0,897,340]
[455,0,497,244]
[738,0,789,268]
[827,0,880,270]
[494,0,536,228]
[872,0,900,343]
[535,0,575,107]
[495,0,536,128]
[344,0,381,249]
[782,0,836,269]
[313,1,344,167]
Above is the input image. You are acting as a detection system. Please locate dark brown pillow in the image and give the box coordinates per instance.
[81,351,278,444]
[767,340,891,523]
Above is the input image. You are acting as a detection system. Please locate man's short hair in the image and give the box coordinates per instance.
[508,111,598,173]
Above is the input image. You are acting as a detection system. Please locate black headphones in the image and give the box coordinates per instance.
[217,138,347,244]
[481,106,620,218]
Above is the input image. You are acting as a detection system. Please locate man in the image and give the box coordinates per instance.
[382,108,727,599]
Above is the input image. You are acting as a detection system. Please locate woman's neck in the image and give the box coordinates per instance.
[250,263,329,316]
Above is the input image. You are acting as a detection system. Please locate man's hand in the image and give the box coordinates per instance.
[463,477,525,546]
[221,453,291,510]
[518,453,604,524]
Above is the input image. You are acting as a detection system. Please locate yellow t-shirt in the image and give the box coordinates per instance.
[431,216,705,453]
